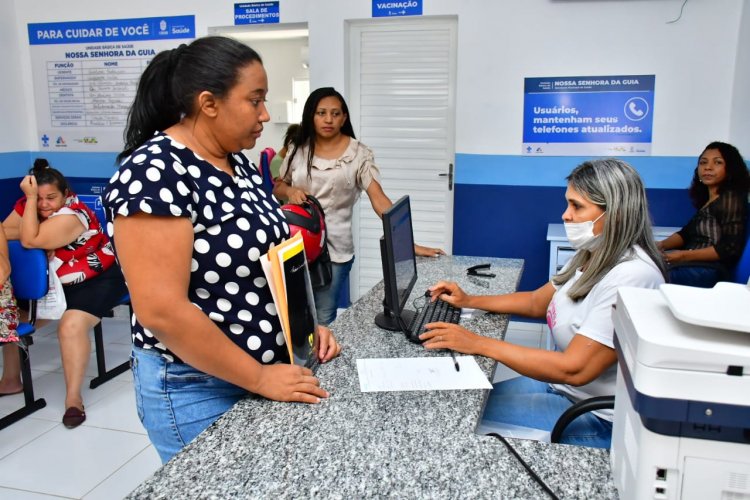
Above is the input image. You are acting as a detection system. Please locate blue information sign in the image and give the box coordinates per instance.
[235,2,280,25]
[28,15,195,44]
[372,0,422,18]
[522,75,656,156]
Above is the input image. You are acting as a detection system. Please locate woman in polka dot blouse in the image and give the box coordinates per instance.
[103,37,341,463]
[274,87,445,325]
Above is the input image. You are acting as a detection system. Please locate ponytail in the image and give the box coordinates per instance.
[118,47,183,161]
[118,37,263,162]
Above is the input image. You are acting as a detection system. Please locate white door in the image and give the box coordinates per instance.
[347,17,457,300]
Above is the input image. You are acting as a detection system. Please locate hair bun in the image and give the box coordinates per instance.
[32,158,50,172]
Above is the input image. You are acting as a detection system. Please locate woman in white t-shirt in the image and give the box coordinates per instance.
[421,158,667,448]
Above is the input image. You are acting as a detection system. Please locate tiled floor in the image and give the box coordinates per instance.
[0,315,161,500]
[0,318,545,499]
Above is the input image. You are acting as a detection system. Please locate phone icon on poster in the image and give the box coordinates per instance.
[628,102,644,117]
[624,97,649,121]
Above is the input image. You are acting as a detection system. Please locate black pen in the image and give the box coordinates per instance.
[450,350,460,372]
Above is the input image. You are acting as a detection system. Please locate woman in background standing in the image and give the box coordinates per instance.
[273,87,445,325]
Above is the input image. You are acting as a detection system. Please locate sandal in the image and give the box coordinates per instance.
[62,406,86,429]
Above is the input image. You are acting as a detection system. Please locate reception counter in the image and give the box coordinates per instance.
[127,255,617,499]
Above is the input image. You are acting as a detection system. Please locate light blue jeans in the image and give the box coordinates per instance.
[313,257,354,325]
[482,376,613,448]
[131,346,248,463]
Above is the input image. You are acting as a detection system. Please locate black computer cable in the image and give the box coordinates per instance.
[486,432,560,500]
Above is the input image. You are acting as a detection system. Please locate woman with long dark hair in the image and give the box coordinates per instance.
[273,87,444,325]
[658,141,749,287]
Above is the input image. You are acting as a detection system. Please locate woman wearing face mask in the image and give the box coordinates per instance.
[657,141,749,287]
[420,159,667,448]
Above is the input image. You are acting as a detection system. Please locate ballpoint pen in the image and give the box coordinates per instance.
[450,350,460,372]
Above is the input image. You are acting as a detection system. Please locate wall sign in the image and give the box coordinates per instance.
[234,2,280,25]
[523,75,655,156]
[28,15,195,153]
[372,0,422,18]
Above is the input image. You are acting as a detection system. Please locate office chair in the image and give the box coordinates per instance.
[731,214,750,284]
[549,395,615,444]
[258,147,276,196]
[0,241,48,430]
[77,194,132,389]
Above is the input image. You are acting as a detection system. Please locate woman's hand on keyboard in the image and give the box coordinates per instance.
[419,322,482,355]
[429,281,471,308]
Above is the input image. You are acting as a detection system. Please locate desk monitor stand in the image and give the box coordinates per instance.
[375,304,416,332]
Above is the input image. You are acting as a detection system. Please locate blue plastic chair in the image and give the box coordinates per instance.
[258,148,276,197]
[0,241,48,430]
[78,195,132,388]
[731,209,750,284]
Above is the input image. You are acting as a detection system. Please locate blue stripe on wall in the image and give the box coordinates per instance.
[0,151,120,179]
[455,154,697,189]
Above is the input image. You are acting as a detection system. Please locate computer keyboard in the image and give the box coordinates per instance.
[407,299,461,341]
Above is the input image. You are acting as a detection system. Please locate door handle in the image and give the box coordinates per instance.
[438,163,454,191]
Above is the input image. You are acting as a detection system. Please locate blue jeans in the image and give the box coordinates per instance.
[131,346,248,463]
[482,376,613,448]
[669,265,722,288]
[313,257,354,325]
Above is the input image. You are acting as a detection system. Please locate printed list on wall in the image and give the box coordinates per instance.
[522,75,655,156]
[27,16,195,152]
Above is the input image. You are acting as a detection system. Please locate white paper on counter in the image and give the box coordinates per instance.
[356,356,493,392]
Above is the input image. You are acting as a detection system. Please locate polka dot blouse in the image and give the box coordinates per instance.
[103,132,291,364]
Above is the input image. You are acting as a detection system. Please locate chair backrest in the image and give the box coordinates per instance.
[8,241,48,301]
[77,194,107,229]
[732,205,750,284]
[258,148,276,196]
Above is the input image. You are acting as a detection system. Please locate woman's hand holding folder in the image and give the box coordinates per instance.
[250,325,340,404]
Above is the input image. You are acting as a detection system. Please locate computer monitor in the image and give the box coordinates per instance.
[374,195,418,331]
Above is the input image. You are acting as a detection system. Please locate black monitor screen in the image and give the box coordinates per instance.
[375,195,417,331]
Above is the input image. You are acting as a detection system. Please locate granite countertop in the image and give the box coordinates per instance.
[127,255,617,499]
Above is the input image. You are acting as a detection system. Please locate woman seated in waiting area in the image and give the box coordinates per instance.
[657,141,749,287]
[421,158,667,448]
[2,159,128,428]
[0,229,20,380]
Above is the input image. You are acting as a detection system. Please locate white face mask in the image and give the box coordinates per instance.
[564,212,606,250]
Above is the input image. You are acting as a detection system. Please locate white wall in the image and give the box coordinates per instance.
[730,0,750,155]
[6,0,748,158]
[0,1,33,152]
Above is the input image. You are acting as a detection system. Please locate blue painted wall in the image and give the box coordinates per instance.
[0,151,119,215]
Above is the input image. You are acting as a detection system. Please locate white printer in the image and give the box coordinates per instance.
[611,283,750,500]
